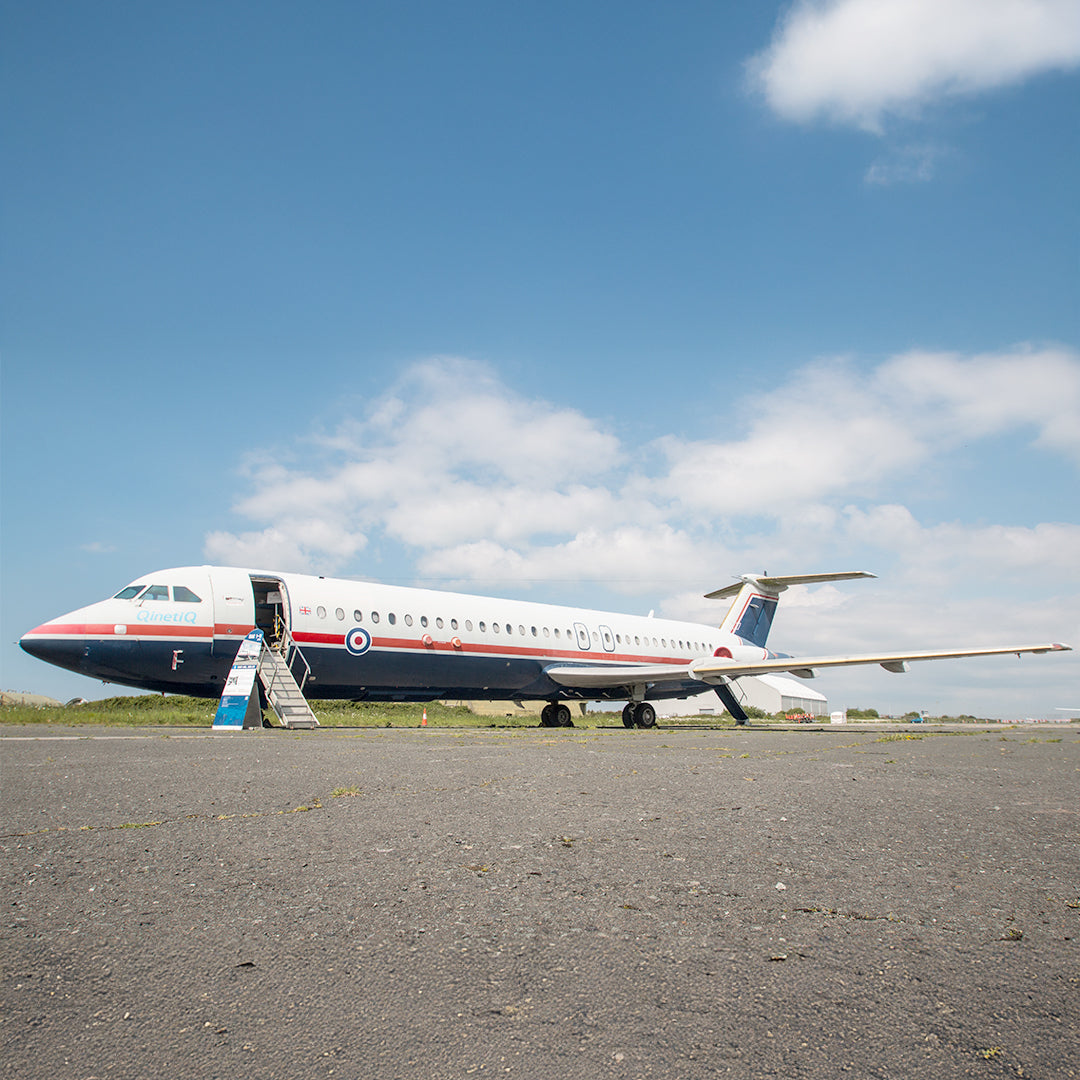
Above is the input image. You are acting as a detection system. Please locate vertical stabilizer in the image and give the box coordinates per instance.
[712,577,781,647]
[706,572,875,648]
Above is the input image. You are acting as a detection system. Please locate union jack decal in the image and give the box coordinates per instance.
[299,605,311,615]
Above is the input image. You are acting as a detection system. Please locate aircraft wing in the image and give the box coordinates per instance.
[688,643,1071,682]
[543,642,1070,691]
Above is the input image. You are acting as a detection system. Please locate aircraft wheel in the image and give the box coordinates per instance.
[622,704,635,729]
[634,702,657,729]
[540,703,555,727]
[554,703,574,727]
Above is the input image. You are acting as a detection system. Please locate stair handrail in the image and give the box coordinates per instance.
[273,614,311,694]
[256,642,288,702]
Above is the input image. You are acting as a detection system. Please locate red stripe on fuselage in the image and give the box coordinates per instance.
[291,630,688,667]
[25,622,214,640]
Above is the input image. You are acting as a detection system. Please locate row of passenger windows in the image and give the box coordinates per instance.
[309,604,713,653]
[114,584,203,603]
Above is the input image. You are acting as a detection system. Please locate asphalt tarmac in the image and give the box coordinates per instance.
[2,724,1077,1080]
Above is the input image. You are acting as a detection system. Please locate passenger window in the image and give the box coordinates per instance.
[371,612,380,623]
[493,623,500,634]
[436,617,444,629]
[173,586,202,603]
[479,621,486,632]
[144,585,170,601]
[465,620,473,631]
[317,606,327,619]
[506,623,512,634]
[451,618,458,630]
[531,626,537,637]
[388,613,396,625]
[336,608,345,621]
[354,610,363,622]
[420,616,428,628]
[404,614,413,626]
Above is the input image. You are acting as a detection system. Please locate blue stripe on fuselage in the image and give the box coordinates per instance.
[27,635,708,703]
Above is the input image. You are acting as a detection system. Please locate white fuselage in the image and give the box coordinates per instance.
[20,565,751,704]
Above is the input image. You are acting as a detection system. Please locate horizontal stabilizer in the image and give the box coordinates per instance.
[705,571,876,600]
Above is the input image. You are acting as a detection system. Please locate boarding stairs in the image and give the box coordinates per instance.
[258,623,319,729]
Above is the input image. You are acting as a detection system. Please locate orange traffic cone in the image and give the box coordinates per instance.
[422,708,428,726]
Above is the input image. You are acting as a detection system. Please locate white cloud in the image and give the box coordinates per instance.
[878,345,1080,464]
[655,358,927,515]
[864,143,943,185]
[207,349,1080,578]
[749,0,1080,131]
[206,357,628,575]
[842,505,1080,582]
[418,525,719,595]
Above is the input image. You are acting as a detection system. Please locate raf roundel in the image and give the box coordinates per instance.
[345,627,372,656]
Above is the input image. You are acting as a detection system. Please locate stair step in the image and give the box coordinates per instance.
[257,640,319,728]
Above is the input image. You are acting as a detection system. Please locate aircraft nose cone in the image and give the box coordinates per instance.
[20,627,85,672]
[20,628,52,661]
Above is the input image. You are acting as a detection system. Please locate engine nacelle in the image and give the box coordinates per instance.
[711,644,774,664]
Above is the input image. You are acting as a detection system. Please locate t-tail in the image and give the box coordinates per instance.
[707,572,877,648]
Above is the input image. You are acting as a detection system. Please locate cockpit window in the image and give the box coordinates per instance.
[114,585,145,600]
[143,585,170,601]
[173,586,202,603]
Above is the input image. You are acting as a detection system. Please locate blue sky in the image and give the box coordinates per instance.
[3,1,1078,717]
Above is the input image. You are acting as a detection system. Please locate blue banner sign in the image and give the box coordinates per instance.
[212,629,265,729]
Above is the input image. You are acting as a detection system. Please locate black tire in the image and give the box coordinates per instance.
[554,703,574,727]
[634,702,657,728]
[622,704,635,728]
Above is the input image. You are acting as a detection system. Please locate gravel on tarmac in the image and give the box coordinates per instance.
[2,724,1078,1079]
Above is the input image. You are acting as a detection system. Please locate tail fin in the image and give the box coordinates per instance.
[707,572,875,648]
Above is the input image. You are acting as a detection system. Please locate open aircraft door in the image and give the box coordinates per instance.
[250,576,290,644]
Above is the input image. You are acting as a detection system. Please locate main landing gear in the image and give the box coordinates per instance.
[540,702,574,727]
[622,702,657,729]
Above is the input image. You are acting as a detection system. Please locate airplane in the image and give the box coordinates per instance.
[19,566,1071,728]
